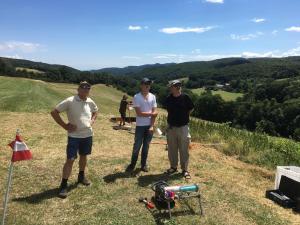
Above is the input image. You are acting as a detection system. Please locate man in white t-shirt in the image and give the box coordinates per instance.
[126,78,158,173]
[51,81,98,198]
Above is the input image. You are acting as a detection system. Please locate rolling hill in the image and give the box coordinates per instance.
[0,76,126,114]
[0,77,299,225]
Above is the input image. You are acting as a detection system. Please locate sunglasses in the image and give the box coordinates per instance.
[80,85,91,90]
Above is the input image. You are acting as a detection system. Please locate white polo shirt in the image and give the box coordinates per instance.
[133,92,157,126]
[56,95,98,138]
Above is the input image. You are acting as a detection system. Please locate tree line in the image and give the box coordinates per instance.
[1,56,299,141]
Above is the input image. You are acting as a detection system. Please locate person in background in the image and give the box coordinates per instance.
[164,80,194,179]
[126,78,158,173]
[50,81,98,198]
[119,95,129,126]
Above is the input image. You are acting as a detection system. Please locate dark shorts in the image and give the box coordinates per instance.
[66,136,93,160]
[120,111,126,120]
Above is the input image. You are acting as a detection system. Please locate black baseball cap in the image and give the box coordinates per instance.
[141,78,153,85]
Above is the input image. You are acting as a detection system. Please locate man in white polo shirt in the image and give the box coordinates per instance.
[126,78,158,173]
[51,81,98,198]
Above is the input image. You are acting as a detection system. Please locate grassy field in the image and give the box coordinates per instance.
[191,88,243,101]
[158,116,300,169]
[0,76,128,114]
[0,76,299,225]
[16,67,45,74]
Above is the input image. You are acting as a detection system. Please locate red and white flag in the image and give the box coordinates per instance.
[8,134,32,162]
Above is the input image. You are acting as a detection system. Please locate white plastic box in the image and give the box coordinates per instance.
[275,166,300,189]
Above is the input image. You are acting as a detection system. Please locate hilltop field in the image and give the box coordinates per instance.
[0,76,299,225]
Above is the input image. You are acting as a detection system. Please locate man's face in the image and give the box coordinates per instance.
[141,83,151,92]
[78,87,90,98]
[170,84,181,94]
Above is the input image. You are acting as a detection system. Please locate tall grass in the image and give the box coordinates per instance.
[191,88,243,101]
[157,115,300,168]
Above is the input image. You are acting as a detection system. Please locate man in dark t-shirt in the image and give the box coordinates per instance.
[119,95,128,126]
[164,80,194,179]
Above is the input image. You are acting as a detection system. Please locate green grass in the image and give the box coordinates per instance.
[0,112,291,225]
[16,67,45,74]
[158,115,300,169]
[0,76,66,112]
[0,76,297,225]
[0,76,128,115]
[191,88,243,101]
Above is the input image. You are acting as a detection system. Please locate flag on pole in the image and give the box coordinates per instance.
[8,133,32,162]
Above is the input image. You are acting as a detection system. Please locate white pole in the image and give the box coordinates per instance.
[1,161,14,225]
[1,129,18,225]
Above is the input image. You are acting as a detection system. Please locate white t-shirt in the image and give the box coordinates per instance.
[55,95,98,138]
[133,92,157,126]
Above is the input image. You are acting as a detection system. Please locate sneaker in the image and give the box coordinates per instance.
[141,165,150,172]
[125,164,134,173]
[58,186,68,198]
[78,175,91,186]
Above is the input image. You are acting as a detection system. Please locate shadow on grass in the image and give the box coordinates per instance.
[137,173,183,187]
[12,183,78,204]
[145,200,199,225]
[103,169,141,183]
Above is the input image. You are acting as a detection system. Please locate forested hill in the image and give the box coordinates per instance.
[0,56,109,83]
[98,56,300,89]
[1,56,300,140]
[0,57,80,74]
[2,56,300,88]
[91,63,175,76]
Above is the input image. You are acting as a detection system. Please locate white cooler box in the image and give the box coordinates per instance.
[275,166,300,189]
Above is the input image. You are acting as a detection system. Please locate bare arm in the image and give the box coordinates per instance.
[50,109,76,132]
[150,107,158,127]
[91,111,98,126]
[134,107,155,117]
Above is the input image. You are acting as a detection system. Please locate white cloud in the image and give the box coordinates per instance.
[241,51,275,58]
[0,41,41,53]
[281,46,300,57]
[3,54,23,59]
[151,53,237,62]
[251,18,266,23]
[205,0,224,4]
[128,25,142,31]
[285,26,300,32]
[150,46,300,64]
[159,26,214,34]
[230,32,264,41]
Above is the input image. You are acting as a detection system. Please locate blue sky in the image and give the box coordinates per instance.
[0,0,300,69]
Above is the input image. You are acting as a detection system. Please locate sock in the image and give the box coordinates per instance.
[79,171,85,177]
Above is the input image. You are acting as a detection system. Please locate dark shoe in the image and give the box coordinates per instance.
[78,175,91,186]
[141,165,149,172]
[58,186,68,198]
[165,167,177,175]
[182,171,191,179]
[125,164,134,173]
